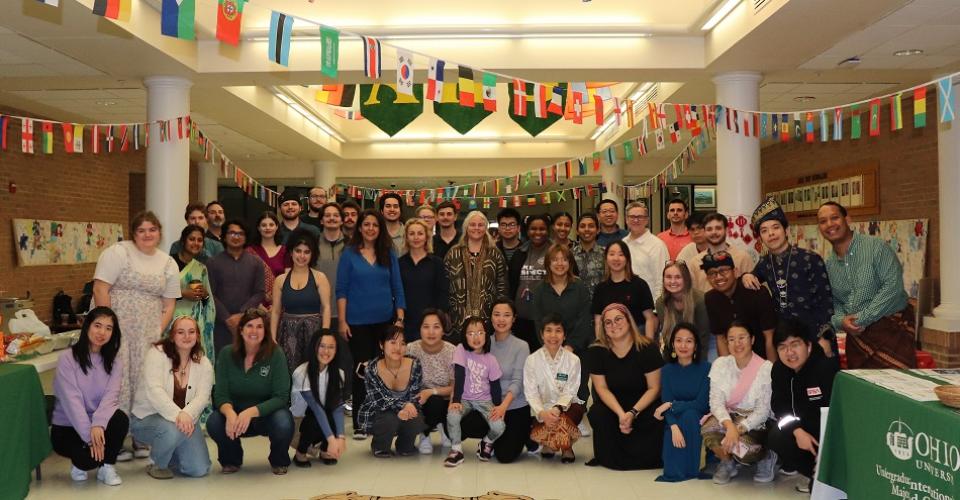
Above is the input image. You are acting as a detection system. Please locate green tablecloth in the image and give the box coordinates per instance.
[818,370,960,499]
[0,363,51,500]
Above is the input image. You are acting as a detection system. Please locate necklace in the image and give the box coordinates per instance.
[383,360,402,379]
[768,246,794,310]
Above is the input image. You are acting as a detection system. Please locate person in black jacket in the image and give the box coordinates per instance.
[767,318,838,493]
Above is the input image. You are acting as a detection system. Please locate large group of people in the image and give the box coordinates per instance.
[49,187,910,494]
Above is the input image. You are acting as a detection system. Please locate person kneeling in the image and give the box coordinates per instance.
[206,309,293,475]
[291,330,347,467]
[768,319,837,493]
[524,316,584,463]
[131,316,213,479]
[445,316,506,467]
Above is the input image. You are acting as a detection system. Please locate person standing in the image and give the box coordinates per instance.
[656,261,711,360]
[508,213,552,348]
[657,199,693,261]
[622,202,669,302]
[206,220,266,352]
[743,198,835,357]
[702,252,777,361]
[205,201,226,243]
[170,225,217,365]
[315,202,346,327]
[816,201,915,368]
[551,212,574,249]
[445,211,508,341]
[340,199,361,241]
[596,199,628,248]
[675,212,708,264]
[379,193,406,254]
[278,190,321,244]
[399,219,449,342]
[169,203,224,262]
[336,209,406,438]
[571,213,605,300]
[300,186,329,230]
[248,212,288,285]
[688,213,755,293]
[496,208,523,262]
[591,241,657,340]
[415,204,438,236]
[433,201,460,260]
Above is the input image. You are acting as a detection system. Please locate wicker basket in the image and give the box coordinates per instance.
[934,385,960,409]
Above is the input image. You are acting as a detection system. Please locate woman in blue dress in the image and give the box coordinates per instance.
[654,322,710,482]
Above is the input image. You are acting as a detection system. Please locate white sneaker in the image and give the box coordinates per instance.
[353,431,368,440]
[754,450,778,483]
[133,446,151,459]
[438,425,452,448]
[70,466,88,481]
[96,464,122,486]
[578,422,591,437]
[116,449,133,462]
[418,434,434,455]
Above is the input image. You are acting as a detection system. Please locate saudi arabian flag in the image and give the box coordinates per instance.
[161,0,196,40]
[320,26,339,78]
[851,105,861,139]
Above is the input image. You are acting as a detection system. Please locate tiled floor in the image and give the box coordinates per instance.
[26,429,809,500]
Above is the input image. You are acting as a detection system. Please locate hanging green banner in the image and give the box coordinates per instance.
[359,83,423,137]
[508,82,566,137]
[433,80,492,135]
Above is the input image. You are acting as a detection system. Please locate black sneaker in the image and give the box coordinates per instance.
[444,450,465,467]
[477,440,494,461]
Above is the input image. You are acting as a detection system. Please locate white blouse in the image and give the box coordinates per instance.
[708,355,772,432]
[131,346,214,421]
[523,347,583,421]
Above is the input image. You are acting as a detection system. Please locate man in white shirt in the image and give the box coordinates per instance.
[621,201,669,301]
[688,212,755,293]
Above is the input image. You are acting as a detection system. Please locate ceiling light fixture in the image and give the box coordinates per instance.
[793,96,816,102]
[701,0,742,31]
[893,49,923,57]
[270,87,345,143]
[837,56,861,67]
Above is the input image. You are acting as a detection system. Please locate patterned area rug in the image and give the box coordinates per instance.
[310,492,533,500]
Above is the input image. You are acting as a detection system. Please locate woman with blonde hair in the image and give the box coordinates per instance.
[400,218,448,342]
[656,261,711,359]
[585,302,664,470]
[444,211,507,341]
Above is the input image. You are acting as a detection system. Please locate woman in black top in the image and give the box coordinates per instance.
[399,219,449,342]
[591,240,656,340]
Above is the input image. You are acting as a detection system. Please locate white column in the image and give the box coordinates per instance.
[926,78,960,331]
[601,158,624,218]
[313,160,337,191]
[197,161,218,204]
[145,76,192,251]
[713,71,762,254]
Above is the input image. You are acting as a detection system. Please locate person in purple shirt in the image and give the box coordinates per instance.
[51,307,128,486]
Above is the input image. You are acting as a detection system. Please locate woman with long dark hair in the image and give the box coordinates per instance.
[591,240,657,340]
[336,209,406,439]
[171,224,217,365]
[131,316,214,479]
[51,307,127,486]
[291,329,347,467]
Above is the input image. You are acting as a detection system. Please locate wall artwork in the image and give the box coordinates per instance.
[693,186,717,209]
[788,218,928,298]
[13,219,124,267]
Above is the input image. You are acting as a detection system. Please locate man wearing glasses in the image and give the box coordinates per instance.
[206,220,266,351]
[300,186,329,230]
[495,208,523,262]
[703,252,777,362]
[621,201,670,301]
[596,199,628,248]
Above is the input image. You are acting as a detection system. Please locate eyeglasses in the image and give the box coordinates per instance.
[465,331,486,337]
[499,222,518,228]
[308,195,326,200]
[602,315,627,327]
[226,231,245,237]
[705,268,734,278]
[626,215,649,221]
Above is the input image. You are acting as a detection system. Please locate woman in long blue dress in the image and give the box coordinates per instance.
[654,322,710,482]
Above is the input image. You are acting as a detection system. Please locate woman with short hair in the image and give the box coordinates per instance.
[406,310,456,454]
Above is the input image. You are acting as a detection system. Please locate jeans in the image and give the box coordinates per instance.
[206,408,293,468]
[131,414,211,477]
[50,410,128,471]
[446,400,505,448]
[461,405,532,463]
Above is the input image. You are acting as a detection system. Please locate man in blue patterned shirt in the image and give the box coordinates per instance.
[743,197,835,358]
[816,202,915,369]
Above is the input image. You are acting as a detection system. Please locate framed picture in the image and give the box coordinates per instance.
[693,186,717,209]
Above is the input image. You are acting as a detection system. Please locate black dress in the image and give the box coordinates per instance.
[586,343,665,470]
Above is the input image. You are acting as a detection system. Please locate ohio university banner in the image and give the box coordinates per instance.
[818,371,960,499]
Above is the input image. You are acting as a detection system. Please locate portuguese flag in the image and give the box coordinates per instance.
[216,0,244,46]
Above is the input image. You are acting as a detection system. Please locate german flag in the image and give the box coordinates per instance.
[315,85,356,108]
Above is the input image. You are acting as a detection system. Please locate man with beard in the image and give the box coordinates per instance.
[300,186,329,230]
[703,252,777,361]
[169,203,224,262]
[816,201,915,369]
[433,201,460,260]
[688,213,754,293]
[316,202,345,326]
[378,193,405,254]
[657,198,693,260]
[340,199,360,241]
[205,200,226,242]
[206,220,266,351]
[278,190,321,244]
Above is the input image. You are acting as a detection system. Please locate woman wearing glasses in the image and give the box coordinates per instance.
[656,260,711,359]
[585,303,664,470]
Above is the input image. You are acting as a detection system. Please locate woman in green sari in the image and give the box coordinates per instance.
[170,224,217,365]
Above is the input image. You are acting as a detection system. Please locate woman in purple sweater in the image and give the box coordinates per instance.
[51,307,128,486]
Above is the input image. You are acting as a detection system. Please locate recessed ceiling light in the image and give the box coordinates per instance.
[893,49,923,57]
[96,100,117,106]
[793,96,816,102]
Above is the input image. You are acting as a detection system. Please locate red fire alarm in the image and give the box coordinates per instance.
[8,181,16,194]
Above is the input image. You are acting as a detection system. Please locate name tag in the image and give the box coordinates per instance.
[806,386,822,397]
[556,373,569,382]
[260,366,271,377]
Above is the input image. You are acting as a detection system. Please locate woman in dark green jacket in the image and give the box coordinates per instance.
[206,309,293,475]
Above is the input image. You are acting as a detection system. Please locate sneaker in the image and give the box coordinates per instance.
[477,440,494,462]
[146,464,173,480]
[133,446,151,459]
[795,480,811,493]
[578,421,591,437]
[754,450,778,483]
[96,464,122,486]
[712,459,738,485]
[353,431,368,441]
[527,442,542,456]
[779,467,799,476]
[444,450,465,468]
[70,466,88,482]
[418,434,434,455]
[116,449,134,462]
[438,425,452,448]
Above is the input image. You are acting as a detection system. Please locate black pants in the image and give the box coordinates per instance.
[348,322,389,429]
[767,422,816,478]
[51,410,128,471]
[513,318,541,351]
[421,394,449,435]
[461,405,533,463]
[206,409,293,468]
[296,408,335,454]
[371,411,425,455]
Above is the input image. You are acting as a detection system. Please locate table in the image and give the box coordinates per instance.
[817,370,960,499]
[0,364,52,500]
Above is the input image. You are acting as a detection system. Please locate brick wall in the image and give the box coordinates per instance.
[0,106,146,323]
[760,95,940,281]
